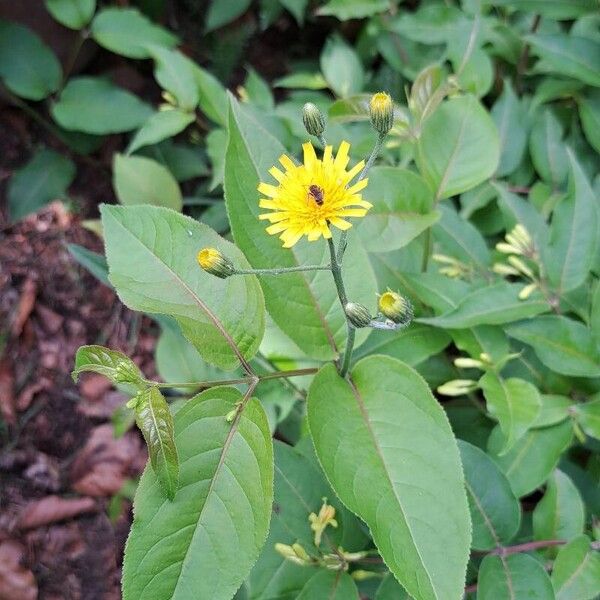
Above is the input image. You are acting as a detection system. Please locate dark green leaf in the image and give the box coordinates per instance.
[205,0,252,31]
[45,0,95,29]
[67,244,110,286]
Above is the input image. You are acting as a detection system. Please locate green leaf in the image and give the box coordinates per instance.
[506,316,600,378]
[573,399,600,441]
[127,110,195,155]
[67,244,110,286]
[578,90,600,155]
[192,65,228,126]
[91,7,177,59]
[205,0,252,31]
[491,79,527,177]
[477,553,555,599]
[113,154,182,210]
[8,148,75,222]
[488,421,573,498]
[376,573,410,599]
[148,47,199,111]
[122,386,273,600]
[458,441,520,551]
[529,109,568,188]
[552,535,600,600]
[485,0,597,19]
[320,35,364,98]
[533,394,572,428]
[390,4,464,45]
[52,77,152,134]
[419,282,549,329]
[297,571,359,599]
[317,0,389,20]
[134,386,178,500]
[224,96,376,360]
[357,167,438,252]
[307,357,471,600]
[402,272,473,314]
[526,34,600,87]
[416,95,499,201]
[479,373,541,454]
[544,151,598,293]
[274,72,328,90]
[72,345,144,385]
[0,20,61,100]
[533,470,585,546]
[45,0,95,29]
[101,204,265,371]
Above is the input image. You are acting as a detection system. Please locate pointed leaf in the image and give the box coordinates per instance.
[127,110,195,155]
[45,0,96,29]
[552,535,600,600]
[72,345,144,386]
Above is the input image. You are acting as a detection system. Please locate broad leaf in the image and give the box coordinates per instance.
[113,154,182,210]
[552,535,600,600]
[308,357,471,600]
[127,110,195,154]
[533,395,572,428]
[529,109,568,188]
[573,400,600,441]
[506,316,600,378]
[485,0,596,19]
[148,47,199,111]
[205,0,252,31]
[224,96,377,360]
[296,571,359,600]
[67,244,110,286]
[193,64,228,126]
[479,373,541,454]
[376,574,411,599]
[477,553,555,599]
[320,35,364,97]
[134,386,178,500]
[317,0,389,20]
[458,441,520,551]
[72,344,144,386]
[101,204,265,371]
[45,0,95,29]
[578,90,600,155]
[0,20,62,100]
[122,387,273,600]
[416,95,499,200]
[52,77,152,134]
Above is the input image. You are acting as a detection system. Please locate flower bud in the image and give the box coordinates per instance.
[302,102,325,137]
[344,302,372,328]
[453,357,484,369]
[437,379,478,397]
[352,570,379,581]
[518,282,538,300]
[197,247,235,279]
[378,290,413,325]
[369,92,394,135]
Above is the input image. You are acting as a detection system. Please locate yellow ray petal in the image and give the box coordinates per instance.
[258,182,279,198]
[345,160,365,181]
[279,154,296,171]
[347,178,369,195]
[329,217,352,231]
[269,166,286,183]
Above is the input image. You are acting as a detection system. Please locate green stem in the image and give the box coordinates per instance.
[421,227,432,272]
[233,264,331,276]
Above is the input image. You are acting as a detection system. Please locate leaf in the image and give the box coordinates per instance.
[72,345,144,385]
[356,167,439,252]
[122,386,273,600]
[526,34,600,87]
[317,0,389,20]
[192,65,228,126]
[44,0,95,29]
[390,4,464,45]
[101,204,265,371]
[127,110,195,155]
[479,373,541,454]
[488,421,573,498]
[320,36,364,98]
[533,394,572,428]
[67,244,110,286]
[376,574,411,599]
[486,0,597,19]
[544,151,598,293]
[573,400,600,441]
[205,0,252,31]
[533,470,585,545]
[491,79,528,177]
[134,387,178,500]
[418,282,549,329]
[52,77,152,134]
[458,441,520,551]
[551,535,600,600]
[529,109,568,188]
[0,20,61,100]
[224,96,377,360]
[274,72,328,90]
[113,154,182,210]
[307,357,471,600]
[506,316,600,378]
[416,95,499,200]
[578,90,600,155]
[297,571,359,600]
[91,7,177,59]
[8,148,75,222]
[477,553,555,599]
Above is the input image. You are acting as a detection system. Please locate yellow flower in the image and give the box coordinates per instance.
[257,141,372,248]
[369,92,394,135]
[197,247,235,278]
[308,498,338,547]
[378,290,413,325]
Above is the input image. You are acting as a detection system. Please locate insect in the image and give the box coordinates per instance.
[307,184,324,206]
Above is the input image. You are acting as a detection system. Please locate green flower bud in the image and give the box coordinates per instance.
[378,290,413,325]
[302,102,326,137]
[369,92,394,135]
[344,302,372,328]
[197,247,235,279]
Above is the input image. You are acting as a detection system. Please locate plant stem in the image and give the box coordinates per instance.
[421,227,432,272]
[233,264,331,276]
[327,238,355,377]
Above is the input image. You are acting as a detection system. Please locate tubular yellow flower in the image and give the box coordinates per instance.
[257,141,372,248]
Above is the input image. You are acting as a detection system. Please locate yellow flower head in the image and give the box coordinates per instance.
[257,141,372,248]
[197,247,235,279]
[378,290,413,325]
[369,92,394,135]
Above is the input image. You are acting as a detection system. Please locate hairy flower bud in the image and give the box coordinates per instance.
[302,102,325,137]
[378,290,413,325]
[344,302,372,328]
[369,92,394,135]
[197,247,235,279]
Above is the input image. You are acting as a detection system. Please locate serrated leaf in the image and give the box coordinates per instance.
[45,0,95,29]
[72,345,144,385]
[101,204,265,371]
[552,535,600,600]
[458,441,520,551]
[307,357,471,600]
[478,553,555,599]
[122,386,273,600]
[297,571,359,599]
[127,110,195,155]
[506,316,600,378]
[479,373,541,454]
[416,95,499,200]
[134,386,178,500]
